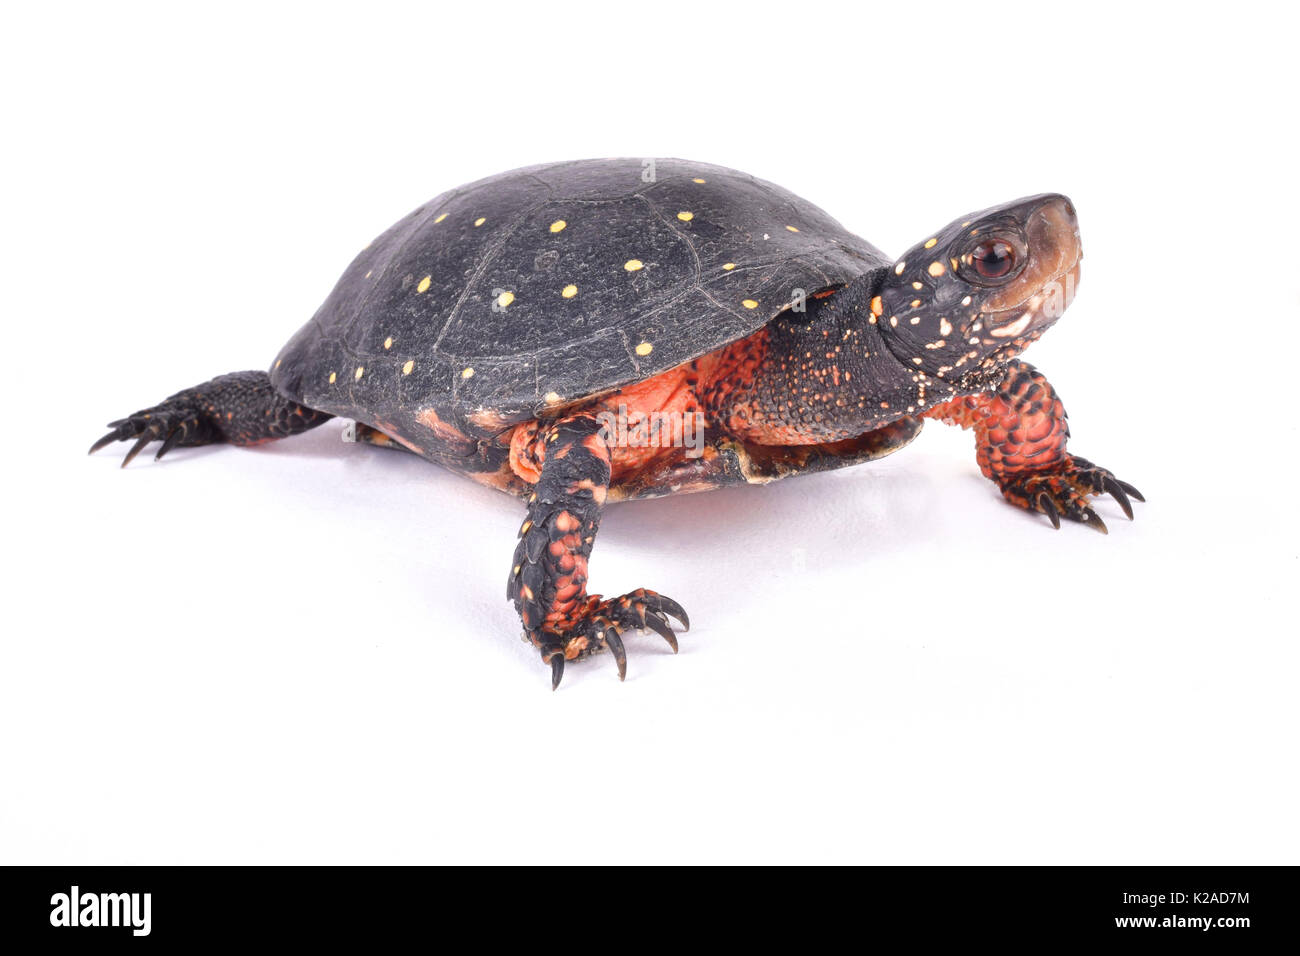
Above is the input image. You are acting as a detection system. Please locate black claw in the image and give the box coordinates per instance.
[1102,476,1134,520]
[154,429,184,462]
[655,595,690,632]
[1116,478,1145,502]
[120,430,155,468]
[1080,508,1108,535]
[642,612,679,653]
[88,430,122,455]
[550,654,565,691]
[1037,492,1061,530]
[604,629,627,681]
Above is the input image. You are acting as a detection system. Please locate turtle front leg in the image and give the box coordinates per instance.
[924,361,1144,532]
[507,415,688,690]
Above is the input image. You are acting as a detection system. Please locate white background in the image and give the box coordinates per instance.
[2,2,1296,864]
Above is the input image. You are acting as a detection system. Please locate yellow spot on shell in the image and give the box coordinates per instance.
[911,299,922,308]
[722,262,736,270]
[924,237,938,249]
[434,213,448,224]
[677,211,694,221]
[354,366,365,381]
[383,336,393,350]
[461,367,475,379]
[624,259,644,271]
[562,284,578,298]
[692,177,706,183]
[895,261,906,275]
[912,281,923,290]
[329,371,337,384]
[474,217,486,227]
[928,261,946,277]
[417,275,431,293]
[402,360,414,375]
[544,391,561,403]
[497,291,515,308]
[870,296,883,317]
[550,219,567,233]
[742,299,759,309]
[635,341,654,356]
[785,225,800,233]
[275,358,281,368]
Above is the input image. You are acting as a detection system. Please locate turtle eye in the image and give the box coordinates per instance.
[971,239,1016,279]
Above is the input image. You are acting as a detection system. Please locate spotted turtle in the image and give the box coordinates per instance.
[91,158,1143,688]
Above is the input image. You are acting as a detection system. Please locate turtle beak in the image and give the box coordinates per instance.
[982,195,1082,338]
[1028,194,1081,278]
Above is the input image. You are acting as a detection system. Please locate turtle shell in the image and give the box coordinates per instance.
[270,158,890,454]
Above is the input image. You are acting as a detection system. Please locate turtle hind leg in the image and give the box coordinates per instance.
[89,370,333,467]
[507,415,689,690]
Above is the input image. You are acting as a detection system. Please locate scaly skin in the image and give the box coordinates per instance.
[502,355,1139,689]
[89,370,333,466]
[923,361,1143,532]
[506,416,688,689]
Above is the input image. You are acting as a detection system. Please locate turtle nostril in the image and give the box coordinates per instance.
[1055,197,1078,226]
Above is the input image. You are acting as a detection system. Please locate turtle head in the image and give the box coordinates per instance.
[875,194,1081,380]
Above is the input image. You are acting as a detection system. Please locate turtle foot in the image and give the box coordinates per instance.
[88,371,332,466]
[535,589,690,691]
[88,402,218,467]
[998,455,1144,533]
